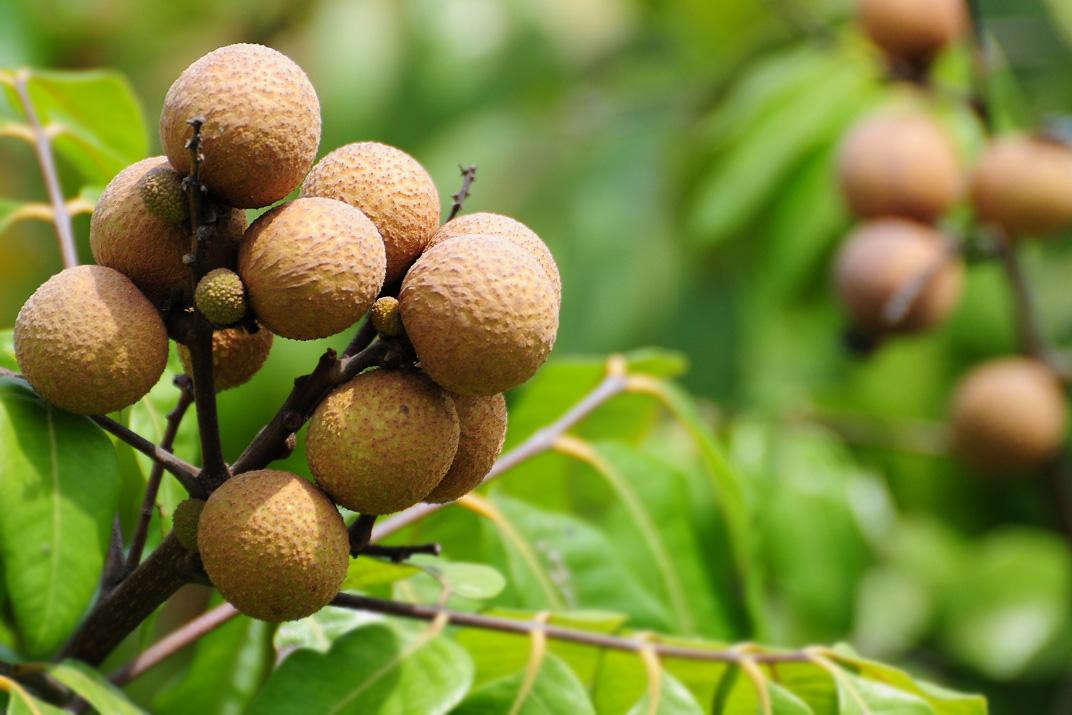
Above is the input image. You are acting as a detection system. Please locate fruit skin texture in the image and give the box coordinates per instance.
[91,157,247,304]
[198,470,348,622]
[301,142,440,284]
[137,164,187,223]
[971,135,1072,235]
[370,296,403,337]
[195,268,247,325]
[429,212,561,305]
[178,325,273,391]
[835,219,963,335]
[950,358,1068,473]
[15,265,168,414]
[425,393,507,503]
[838,110,962,222]
[161,44,321,209]
[172,498,205,552]
[400,235,559,396]
[238,197,386,340]
[307,369,460,515]
[858,0,967,62]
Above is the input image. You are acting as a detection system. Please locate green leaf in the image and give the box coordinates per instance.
[252,622,474,715]
[627,671,705,715]
[343,558,422,591]
[0,198,28,237]
[274,607,381,654]
[831,669,933,715]
[409,555,507,601]
[451,653,595,715]
[0,330,15,372]
[0,378,118,656]
[48,660,145,715]
[4,688,67,715]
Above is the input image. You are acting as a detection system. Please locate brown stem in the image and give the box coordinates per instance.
[447,165,477,222]
[348,514,377,555]
[343,319,377,359]
[882,237,960,327]
[98,517,126,597]
[12,70,78,268]
[91,415,203,497]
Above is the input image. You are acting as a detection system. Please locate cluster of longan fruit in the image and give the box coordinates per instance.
[13,44,561,621]
[837,0,1072,474]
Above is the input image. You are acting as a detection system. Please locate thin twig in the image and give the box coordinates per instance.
[343,318,378,359]
[98,517,126,597]
[882,237,961,327]
[12,70,78,268]
[447,165,477,222]
[91,415,203,497]
[993,231,1052,363]
[348,514,378,555]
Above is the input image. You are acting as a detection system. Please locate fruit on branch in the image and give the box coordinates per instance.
[198,470,348,622]
[137,163,187,223]
[425,393,507,503]
[160,43,321,209]
[194,268,247,325]
[970,134,1072,235]
[172,498,205,552]
[430,212,562,305]
[949,358,1068,472]
[838,109,962,222]
[238,197,386,340]
[835,219,963,336]
[857,0,967,63]
[178,324,274,391]
[307,369,460,514]
[370,296,403,337]
[400,235,559,395]
[14,266,168,414]
[91,157,247,304]
[302,141,440,284]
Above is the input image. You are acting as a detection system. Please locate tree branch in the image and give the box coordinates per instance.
[91,415,203,497]
[447,165,477,222]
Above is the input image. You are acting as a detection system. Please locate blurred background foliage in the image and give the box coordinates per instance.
[2,0,1072,712]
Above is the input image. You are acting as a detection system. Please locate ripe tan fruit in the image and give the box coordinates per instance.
[301,142,440,284]
[971,135,1072,235]
[161,44,321,208]
[425,393,507,503]
[950,358,1068,473]
[838,110,962,222]
[307,369,460,515]
[137,164,187,223]
[197,470,349,622]
[178,325,273,391]
[858,0,967,62]
[835,219,963,335]
[430,212,561,304]
[172,498,205,552]
[401,235,559,395]
[194,268,247,325]
[14,266,168,414]
[91,157,247,303]
[238,197,386,340]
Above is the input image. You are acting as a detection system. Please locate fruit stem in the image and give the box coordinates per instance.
[91,414,204,496]
[447,164,477,222]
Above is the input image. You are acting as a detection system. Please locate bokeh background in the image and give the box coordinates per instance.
[3,0,1072,712]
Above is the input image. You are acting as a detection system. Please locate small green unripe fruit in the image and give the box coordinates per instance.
[178,325,273,391]
[400,235,559,396]
[15,266,168,414]
[239,197,386,340]
[370,297,403,337]
[835,219,963,336]
[307,369,460,515]
[838,110,962,222]
[161,44,321,208]
[302,141,440,284]
[950,358,1068,473]
[92,157,247,304]
[137,164,187,223]
[198,470,348,622]
[970,135,1072,236]
[195,268,247,325]
[857,0,967,62]
[173,498,205,552]
[425,393,507,503]
[429,212,561,305]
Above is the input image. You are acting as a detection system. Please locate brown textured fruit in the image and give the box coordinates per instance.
[14,266,168,414]
[238,197,386,340]
[429,213,561,304]
[137,164,187,223]
[838,110,962,221]
[858,0,967,62]
[91,157,247,304]
[971,135,1072,235]
[301,141,440,283]
[195,268,247,325]
[425,393,507,503]
[950,358,1068,473]
[198,470,348,622]
[307,369,460,515]
[835,219,963,335]
[161,44,321,208]
[400,235,559,395]
[370,296,403,337]
[178,325,273,390]
[172,498,205,552]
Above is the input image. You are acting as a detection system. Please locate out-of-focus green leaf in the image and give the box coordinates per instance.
[4,687,67,715]
[0,199,28,238]
[343,557,421,591]
[1046,0,1072,47]
[274,607,381,655]
[48,660,145,715]
[0,329,14,371]
[0,377,117,657]
[452,652,595,715]
[626,671,704,715]
[409,555,506,601]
